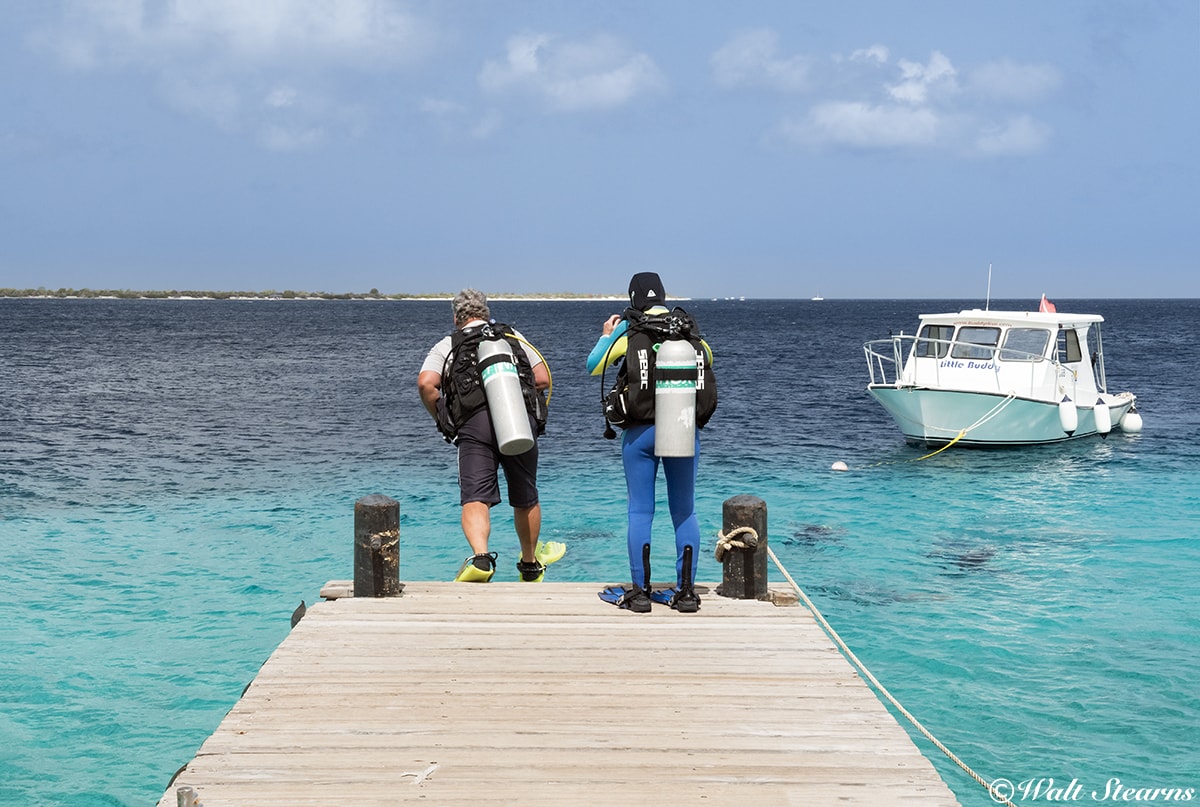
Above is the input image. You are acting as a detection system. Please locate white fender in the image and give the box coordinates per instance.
[654,338,698,457]
[1093,398,1111,436]
[477,337,535,455]
[1119,410,1143,434]
[1058,397,1078,435]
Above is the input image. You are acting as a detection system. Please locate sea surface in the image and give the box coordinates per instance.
[1,297,1197,806]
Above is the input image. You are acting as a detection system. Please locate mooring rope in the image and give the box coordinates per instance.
[723,529,1018,807]
[863,392,1018,467]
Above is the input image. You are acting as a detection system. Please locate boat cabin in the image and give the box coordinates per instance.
[899,310,1107,400]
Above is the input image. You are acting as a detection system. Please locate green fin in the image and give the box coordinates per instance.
[454,552,497,583]
[535,540,566,566]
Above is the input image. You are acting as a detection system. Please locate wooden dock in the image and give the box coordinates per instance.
[160,582,961,806]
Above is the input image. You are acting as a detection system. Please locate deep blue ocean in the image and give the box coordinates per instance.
[1,297,1197,806]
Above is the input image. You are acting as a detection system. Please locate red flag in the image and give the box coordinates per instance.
[1039,294,1056,313]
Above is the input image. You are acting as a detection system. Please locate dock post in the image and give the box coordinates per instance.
[353,494,401,597]
[718,495,769,600]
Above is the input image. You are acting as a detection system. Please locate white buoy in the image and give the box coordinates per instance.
[1120,410,1144,434]
[831,461,849,472]
[477,337,535,456]
[653,338,698,457]
[1058,397,1078,435]
[1093,398,1112,435]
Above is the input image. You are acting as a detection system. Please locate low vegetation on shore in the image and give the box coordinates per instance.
[0,288,615,301]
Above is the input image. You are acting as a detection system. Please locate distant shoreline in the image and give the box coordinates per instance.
[0,289,632,302]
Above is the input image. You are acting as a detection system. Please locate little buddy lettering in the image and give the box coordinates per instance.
[989,777,1196,803]
[939,359,998,371]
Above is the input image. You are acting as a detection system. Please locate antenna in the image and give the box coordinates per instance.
[985,263,992,311]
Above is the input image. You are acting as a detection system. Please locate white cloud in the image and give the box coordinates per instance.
[711,29,812,92]
[750,44,1057,157]
[479,32,666,111]
[35,0,434,69]
[969,60,1063,103]
[850,44,889,65]
[974,115,1053,155]
[781,102,946,149]
[30,0,434,150]
[887,51,958,105]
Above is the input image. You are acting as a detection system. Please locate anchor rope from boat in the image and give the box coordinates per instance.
[758,538,1018,807]
[869,392,1019,466]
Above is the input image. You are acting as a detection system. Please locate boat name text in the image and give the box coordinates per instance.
[939,359,998,371]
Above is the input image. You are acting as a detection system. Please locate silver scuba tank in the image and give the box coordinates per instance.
[653,338,697,457]
[476,336,535,455]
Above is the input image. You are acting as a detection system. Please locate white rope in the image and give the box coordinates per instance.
[765,543,1017,807]
[714,526,758,561]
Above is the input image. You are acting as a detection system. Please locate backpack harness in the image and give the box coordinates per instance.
[436,322,547,444]
[600,306,717,434]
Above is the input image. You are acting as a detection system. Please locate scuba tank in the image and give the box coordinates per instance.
[653,338,698,457]
[477,337,535,455]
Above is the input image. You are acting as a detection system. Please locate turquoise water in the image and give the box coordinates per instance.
[1,298,1197,805]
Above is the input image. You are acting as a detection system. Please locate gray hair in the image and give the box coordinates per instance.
[452,288,490,324]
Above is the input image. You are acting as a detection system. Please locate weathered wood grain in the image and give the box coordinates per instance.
[159,582,961,806]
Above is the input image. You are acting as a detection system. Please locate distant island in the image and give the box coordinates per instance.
[0,288,624,301]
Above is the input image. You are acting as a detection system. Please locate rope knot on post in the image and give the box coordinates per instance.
[714,526,759,562]
[717,496,768,600]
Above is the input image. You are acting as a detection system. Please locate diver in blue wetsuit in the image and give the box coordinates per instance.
[587,272,714,613]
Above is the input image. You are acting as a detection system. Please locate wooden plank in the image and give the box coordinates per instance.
[160,582,961,806]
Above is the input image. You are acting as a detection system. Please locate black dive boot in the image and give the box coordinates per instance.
[670,545,701,613]
[624,543,653,612]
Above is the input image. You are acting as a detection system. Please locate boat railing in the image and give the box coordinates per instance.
[863,335,1078,399]
[864,335,909,386]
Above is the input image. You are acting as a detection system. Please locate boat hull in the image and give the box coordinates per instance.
[867,386,1135,447]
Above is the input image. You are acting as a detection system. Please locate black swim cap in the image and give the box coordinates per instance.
[628,272,666,311]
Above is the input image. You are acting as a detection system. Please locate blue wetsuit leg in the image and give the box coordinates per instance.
[623,426,701,588]
[663,434,700,586]
[621,424,657,588]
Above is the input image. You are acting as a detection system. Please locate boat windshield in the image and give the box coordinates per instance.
[1000,328,1051,362]
[951,326,1000,360]
[915,324,954,358]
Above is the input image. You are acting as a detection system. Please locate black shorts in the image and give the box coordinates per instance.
[456,410,539,508]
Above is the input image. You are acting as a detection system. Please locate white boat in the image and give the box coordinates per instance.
[863,307,1142,447]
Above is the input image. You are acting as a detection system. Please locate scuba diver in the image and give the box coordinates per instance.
[586,272,716,612]
[418,288,565,582]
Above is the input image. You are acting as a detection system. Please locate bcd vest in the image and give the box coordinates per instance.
[436,322,547,443]
[602,307,717,430]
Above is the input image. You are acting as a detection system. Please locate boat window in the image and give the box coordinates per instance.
[915,324,954,358]
[1056,328,1083,363]
[1000,328,1050,362]
[950,326,1000,360]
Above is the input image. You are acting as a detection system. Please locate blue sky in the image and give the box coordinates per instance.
[2,1,1197,298]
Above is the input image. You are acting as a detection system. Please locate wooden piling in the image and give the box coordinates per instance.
[353,494,401,597]
[718,494,769,600]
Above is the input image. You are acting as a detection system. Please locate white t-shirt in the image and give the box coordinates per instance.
[420,319,542,377]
